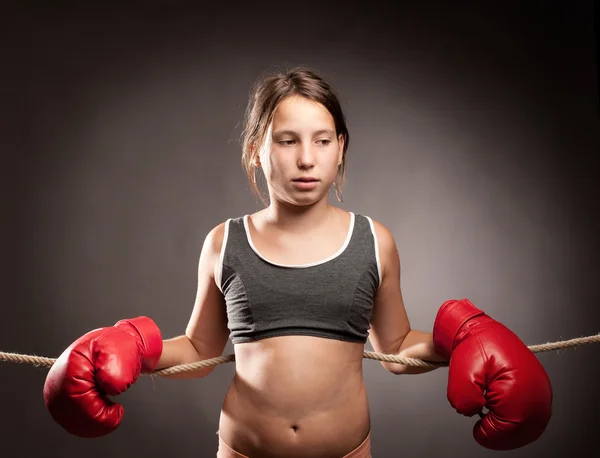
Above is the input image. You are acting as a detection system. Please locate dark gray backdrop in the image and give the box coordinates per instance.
[2,2,599,457]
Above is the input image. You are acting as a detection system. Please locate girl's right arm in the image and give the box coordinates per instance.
[155,222,230,379]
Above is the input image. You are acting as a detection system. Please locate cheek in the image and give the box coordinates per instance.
[263,150,288,180]
[326,150,341,172]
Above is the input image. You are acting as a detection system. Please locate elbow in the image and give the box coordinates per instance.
[382,362,434,376]
[381,334,411,375]
[381,361,408,375]
[183,338,220,379]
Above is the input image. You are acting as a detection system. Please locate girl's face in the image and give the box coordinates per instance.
[259,95,344,207]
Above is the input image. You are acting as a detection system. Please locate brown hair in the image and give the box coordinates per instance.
[241,66,350,204]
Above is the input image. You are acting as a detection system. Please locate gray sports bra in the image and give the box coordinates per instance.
[217,212,381,344]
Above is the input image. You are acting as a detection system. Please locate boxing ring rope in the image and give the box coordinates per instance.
[1,333,599,376]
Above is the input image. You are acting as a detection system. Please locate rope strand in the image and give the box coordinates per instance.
[1,333,598,376]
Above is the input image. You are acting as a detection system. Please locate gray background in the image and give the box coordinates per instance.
[2,2,599,457]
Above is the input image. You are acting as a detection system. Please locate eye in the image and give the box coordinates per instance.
[278,140,296,146]
[317,139,332,146]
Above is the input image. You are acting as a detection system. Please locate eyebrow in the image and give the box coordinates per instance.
[272,129,335,137]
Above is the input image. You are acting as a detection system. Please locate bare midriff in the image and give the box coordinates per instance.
[217,335,370,458]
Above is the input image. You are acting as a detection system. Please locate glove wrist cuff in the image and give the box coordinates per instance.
[115,316,163,372]
[432,298,485,359]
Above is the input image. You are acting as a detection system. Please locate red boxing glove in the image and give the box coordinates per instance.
[43,317,163,438]
[433,299,552,450]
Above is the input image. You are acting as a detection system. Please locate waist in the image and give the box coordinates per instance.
[218,429,371,458]
[218,336,370,457]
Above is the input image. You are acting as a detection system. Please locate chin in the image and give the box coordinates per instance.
[302,195,333,206]
[271,184,331,207]
[284,193,325,207]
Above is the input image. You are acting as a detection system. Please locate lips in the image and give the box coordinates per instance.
[293,177,319,182]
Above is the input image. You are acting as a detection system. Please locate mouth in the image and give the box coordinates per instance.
[292,177,320,190]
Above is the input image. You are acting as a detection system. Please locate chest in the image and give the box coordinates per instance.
[249,227,350,266]
[221,252,378,341]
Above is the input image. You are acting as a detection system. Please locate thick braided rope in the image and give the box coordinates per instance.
[1,333,598,376]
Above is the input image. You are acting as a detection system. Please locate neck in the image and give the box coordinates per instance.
[264,196,336,234]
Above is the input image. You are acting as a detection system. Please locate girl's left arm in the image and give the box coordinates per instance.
[368,219,446,375]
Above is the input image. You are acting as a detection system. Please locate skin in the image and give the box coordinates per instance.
[155,95,446,457]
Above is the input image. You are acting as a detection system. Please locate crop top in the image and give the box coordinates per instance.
[216,212,382,344]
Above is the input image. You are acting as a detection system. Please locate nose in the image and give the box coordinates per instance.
[297,144,316,169]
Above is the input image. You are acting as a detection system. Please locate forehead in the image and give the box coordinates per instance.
[272,95,334,130]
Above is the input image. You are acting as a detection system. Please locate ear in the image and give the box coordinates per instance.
[250,142,261,167]
[337,134,345,164]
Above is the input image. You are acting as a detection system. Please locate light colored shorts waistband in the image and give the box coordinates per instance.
[216,431,372,458]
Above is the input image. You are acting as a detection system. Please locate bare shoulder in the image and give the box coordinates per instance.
[185,220,231,362]
[205,221,227,253]
[369,218,397,248]
[367,217,400,277]
[199,221,228,279]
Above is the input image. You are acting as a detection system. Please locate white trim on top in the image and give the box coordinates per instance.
[365,216,382,288]
[215,218,231,293]
[243,212,356,268]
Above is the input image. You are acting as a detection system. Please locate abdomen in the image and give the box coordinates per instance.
[217,336,371,458]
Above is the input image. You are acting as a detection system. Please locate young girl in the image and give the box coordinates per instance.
[43,67,553,458]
